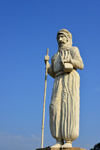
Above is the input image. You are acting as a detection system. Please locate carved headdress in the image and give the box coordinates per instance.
[57,29,72,39]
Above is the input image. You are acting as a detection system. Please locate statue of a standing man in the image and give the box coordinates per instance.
[45,29,84,148]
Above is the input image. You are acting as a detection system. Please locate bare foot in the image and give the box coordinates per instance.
[62,141,72,148]
[51,139,64,148]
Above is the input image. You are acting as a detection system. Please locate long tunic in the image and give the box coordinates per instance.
[48,46,84,142]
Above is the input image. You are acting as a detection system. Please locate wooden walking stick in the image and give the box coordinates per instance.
[41,48,49,148]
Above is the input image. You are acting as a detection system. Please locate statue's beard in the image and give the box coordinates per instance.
[58,42,65,47]
[58,47,69,52]
[58,44,72,52]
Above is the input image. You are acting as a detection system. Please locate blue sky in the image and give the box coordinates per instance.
[0,0,100,150]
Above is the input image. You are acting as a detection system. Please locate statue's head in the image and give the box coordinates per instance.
[57,29,72,48]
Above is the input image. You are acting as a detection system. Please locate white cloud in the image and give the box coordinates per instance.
[0,132,41,150]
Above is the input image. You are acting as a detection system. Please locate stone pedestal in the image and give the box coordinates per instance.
[36,147,86,150]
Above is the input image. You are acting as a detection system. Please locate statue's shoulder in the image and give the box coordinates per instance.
[70,46,79,55]
[70,46,79,52]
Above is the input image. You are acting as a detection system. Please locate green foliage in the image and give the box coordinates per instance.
[90,143,100,150]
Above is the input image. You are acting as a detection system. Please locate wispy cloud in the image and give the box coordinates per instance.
[0,132,41,150]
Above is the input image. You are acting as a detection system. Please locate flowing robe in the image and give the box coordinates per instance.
[48,46,84,142]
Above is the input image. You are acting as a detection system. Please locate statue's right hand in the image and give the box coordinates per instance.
[44,55,49,63]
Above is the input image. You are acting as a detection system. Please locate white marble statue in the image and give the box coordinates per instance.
[45,29,84,148]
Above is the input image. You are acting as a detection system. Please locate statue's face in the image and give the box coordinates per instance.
[57,33,68,47]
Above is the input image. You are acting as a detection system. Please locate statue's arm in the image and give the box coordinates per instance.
[44,55,55,78]
[48,63,55,78]
[70,47,84,70]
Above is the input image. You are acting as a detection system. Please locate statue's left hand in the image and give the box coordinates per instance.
[44,55,49,64]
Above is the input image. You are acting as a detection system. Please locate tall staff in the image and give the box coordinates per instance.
[41,48,49,148]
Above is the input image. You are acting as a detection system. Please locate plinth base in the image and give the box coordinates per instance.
[36,147,86,150]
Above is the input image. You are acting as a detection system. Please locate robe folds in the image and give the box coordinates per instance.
[48,47,84,142]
